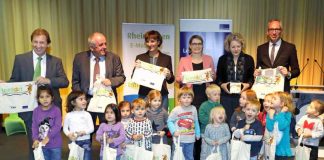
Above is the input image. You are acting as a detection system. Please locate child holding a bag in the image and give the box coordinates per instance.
[146,90,169,144]
[230,89,257,132]
[266,91,294,159]
[167,86,201,160]
[63,91,94,160]
[96,104,126,160]
[295,99,324,160]
[200,107,230,160]
[125,98,153,150]
[31,85,62,160]
[233,99,263,160]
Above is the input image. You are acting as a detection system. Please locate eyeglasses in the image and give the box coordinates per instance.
[190,43,203,46]
[268,28,281,32]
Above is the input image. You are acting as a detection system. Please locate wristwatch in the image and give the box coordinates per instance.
[287,72,292,79]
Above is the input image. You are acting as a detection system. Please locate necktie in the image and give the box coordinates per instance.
[270,43,276,65]
[93,57,100,83]
[33,57,42,80]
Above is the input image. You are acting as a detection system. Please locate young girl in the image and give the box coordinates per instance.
[200,107,230,160]
[230,89,257,131]
[266,91,294,159]
[32,85,62,160]
[258,93,273,131]
[146,90,169,144]
[63,91,94,160]
[96,104,126,160]
[125,98,153,150]
[118,101,132,129]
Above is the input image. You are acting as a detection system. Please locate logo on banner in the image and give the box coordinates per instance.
[0,83,34,96]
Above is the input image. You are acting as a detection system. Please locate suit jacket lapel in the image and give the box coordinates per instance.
[26,52,35,80]
[273,41,285,66]
[85,51,91,83]
[45,54,51,78]
[263,43,273,67]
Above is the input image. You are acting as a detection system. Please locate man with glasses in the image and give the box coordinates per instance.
[254,19,300,92]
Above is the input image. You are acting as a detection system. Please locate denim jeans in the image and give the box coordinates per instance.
[75,139,92,160]
[250,156,258,160]
[42,147,62,160]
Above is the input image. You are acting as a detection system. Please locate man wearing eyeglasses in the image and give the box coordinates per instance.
[254,19,300,92]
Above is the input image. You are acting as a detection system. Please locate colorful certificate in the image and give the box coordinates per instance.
[87,79,117,113]
[0,81,38,113]
[132,60,166,91]
[252,68,284,99]
[182,68,213,84]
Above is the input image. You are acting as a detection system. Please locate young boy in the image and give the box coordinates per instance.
[167,86,200,160]
[125,98,153,150]
[234,99,263,160]
[296,99,324,160]
[199,84,222,134]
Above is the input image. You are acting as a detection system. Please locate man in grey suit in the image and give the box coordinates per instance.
[6,28,69,160]
[72,32,125,131]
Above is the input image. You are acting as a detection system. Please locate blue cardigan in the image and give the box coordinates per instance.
[266,112,292,157]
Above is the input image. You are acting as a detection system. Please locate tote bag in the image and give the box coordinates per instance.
[68,142,84,160]
[103,132,117,160]
[230,135,250,160]
[33,144,45,160]
[152,137,171,160]
[173,135,185,160]
[206,146,222,160]
[122,137,154,160]
[295,134,311,160]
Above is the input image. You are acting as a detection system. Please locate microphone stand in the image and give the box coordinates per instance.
[314,59,324,75]
[294,58,309,89]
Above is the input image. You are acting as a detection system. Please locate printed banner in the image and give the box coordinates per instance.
[122,23,175,102]
[181,68,213,84]
[87,79,117,113]
[132,60,166,91]
[252,68,285,99]
[0,81,38,113]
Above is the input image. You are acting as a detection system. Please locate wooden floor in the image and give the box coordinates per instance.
[0,127,101,160]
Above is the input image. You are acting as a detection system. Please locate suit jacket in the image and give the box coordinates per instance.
[176,54,216,88]
[72,50,125,98]
[9,51,69,121]
[133,51,174,96]
[256,39,300,92]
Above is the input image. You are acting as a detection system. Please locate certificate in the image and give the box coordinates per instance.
[0,81,38,113]
[252,68,284,99]
[182,68,213,84]
[87,79,117,113]
[132,60,166,91]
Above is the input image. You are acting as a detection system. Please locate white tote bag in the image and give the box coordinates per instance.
[103,132,117,160]
[152,137,171,160]
[264,128,276,160]
[230,135,251,160]
[206,146,222,160]
[33,144,45,160]
[68,142,84,160]
[173,135,185,160]
[295,134,311,160]
[122,138,154,160]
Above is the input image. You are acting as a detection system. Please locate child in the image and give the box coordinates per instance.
[125,98,153,150]
[146,90,169,144]
[199,84,221,134]
[230,89,257,131]
[258,93,273,131]
[63,91,94,160]
[118,101,132,129]
[96,104,126,160]
[234,99,263,160]
[296,99,324,160]
[31,85,62,160]
[266,91,294,159]
[167,86,200,160]
[200,107,230,160]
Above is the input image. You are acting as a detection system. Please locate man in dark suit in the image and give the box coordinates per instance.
[7,28,69,160]
[72,32,125,129]
[254,19,300,92]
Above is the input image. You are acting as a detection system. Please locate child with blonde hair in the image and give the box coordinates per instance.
[230,89,257,131]
[167,86,200,160]
[146,90,169,144]
[266,91,294,159]
[296,99,324,160]
[199,84,222,134]
[200,107,230,160]
[125,98,153,150]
